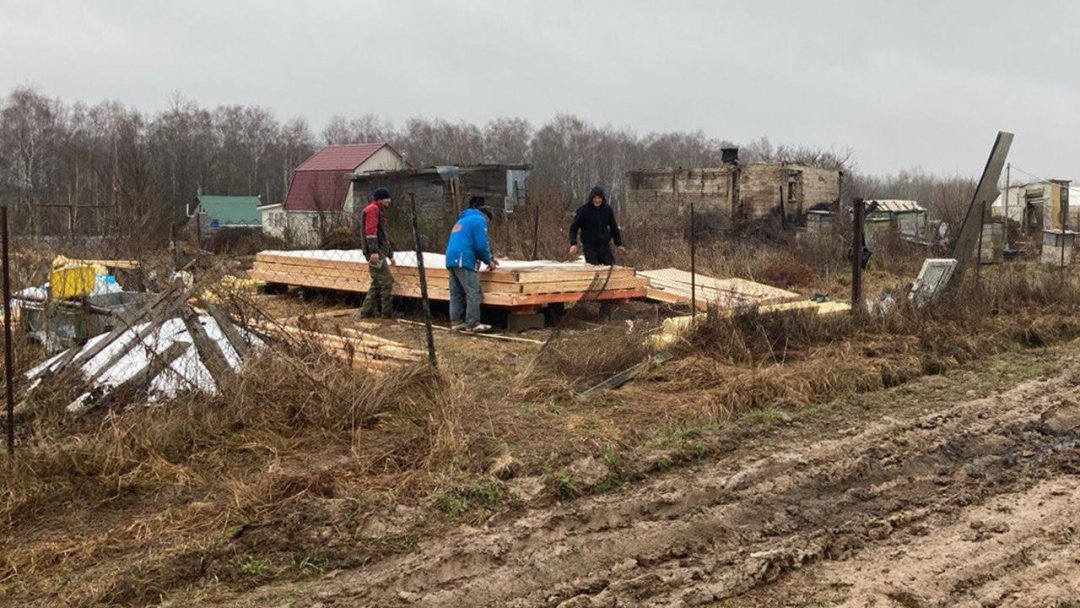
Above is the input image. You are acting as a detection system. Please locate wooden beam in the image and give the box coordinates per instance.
[181,308,234,389]
[204,302,249,358]
[577,351,673,400]
[396,319,546,344]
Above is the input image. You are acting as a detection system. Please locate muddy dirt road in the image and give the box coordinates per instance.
[227,344,1080,608]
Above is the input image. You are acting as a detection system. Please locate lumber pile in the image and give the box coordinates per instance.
[250,320,423,371]
[250,250,648,309]
[638,268,803,311]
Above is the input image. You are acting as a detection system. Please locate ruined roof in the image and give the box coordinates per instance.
[868,199,926,214]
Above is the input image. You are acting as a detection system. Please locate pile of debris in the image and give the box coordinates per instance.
[24,282,262,413]
[11,256,150,352]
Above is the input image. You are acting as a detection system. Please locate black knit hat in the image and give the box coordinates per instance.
[468,195,485,208]
[372,187,391,201]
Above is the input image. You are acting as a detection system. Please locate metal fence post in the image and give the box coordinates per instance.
[409,193,437,367]
[2,206,14,455]
[851,198,864,313]
[689,197,697,325]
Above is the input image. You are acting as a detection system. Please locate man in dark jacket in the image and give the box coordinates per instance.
[358,187,397,318]
[568,186,626,265]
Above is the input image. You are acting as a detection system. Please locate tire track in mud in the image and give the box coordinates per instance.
[244,353,1080,608]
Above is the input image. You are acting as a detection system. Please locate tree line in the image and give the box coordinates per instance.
[0,85,972,245]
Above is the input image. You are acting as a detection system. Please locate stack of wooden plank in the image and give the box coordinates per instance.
[639,268,803,310]
[250,320,423,371]
[250,250,648,310]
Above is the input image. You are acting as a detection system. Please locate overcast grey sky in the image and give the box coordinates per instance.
[2,0,1077,178]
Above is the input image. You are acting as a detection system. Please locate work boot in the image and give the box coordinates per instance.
[451,322,468,332]
[465,322,493,334]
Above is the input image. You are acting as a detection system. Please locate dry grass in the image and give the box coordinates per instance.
[0,346,462,606]
[2,228,1080,605]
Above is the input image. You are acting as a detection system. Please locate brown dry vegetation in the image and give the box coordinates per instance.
[1,233,1079,606]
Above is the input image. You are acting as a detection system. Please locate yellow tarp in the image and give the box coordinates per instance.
[49,266,97,299]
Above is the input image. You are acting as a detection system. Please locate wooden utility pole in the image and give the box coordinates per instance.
[2,206,13,456]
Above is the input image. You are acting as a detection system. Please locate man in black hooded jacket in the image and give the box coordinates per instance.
[568,186,626,265]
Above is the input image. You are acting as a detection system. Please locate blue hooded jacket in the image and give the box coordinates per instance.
[445,208,492,269]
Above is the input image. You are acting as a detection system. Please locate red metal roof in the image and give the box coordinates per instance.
[284,143,392,212]
[295,143,387,171]
[282,171,353,212]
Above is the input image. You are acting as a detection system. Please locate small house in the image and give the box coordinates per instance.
[281,143,407,245]
[865,199,927,238]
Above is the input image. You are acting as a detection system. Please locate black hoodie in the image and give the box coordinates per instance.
[569,186,623,247]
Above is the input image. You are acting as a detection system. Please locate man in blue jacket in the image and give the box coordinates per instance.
[445,202,499,332]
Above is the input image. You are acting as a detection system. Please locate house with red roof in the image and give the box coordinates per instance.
[274,143,406,244]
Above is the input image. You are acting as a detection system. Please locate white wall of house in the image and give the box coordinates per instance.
[259,205,286,239]
[360,146,407,173]
[284,210,353,247]
[343,147,407,215]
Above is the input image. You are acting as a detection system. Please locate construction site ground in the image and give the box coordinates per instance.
[197,304,1080,607]
[4,280,1080,608]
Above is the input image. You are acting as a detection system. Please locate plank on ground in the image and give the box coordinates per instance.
[639,268,800,302]
[252,322,422,362]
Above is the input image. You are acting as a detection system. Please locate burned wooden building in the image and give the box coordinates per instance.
[623,148,841,230]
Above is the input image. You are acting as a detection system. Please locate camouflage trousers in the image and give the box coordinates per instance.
[360,258,395,316]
